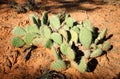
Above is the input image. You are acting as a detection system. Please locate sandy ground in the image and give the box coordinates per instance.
[0,0,120,79]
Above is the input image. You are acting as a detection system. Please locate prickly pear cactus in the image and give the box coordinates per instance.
[83,19,94,32]
[66,47,76,60]
[98,28,107,40]
[11,12,111,74]
[102,41,111,51]
[95,28,107,44]
[50,15,60,30]
[69,29,78,44]
[50,59,67,71]
[78,56,87,73]
[13,26,26,37]
[42,26,52,39]
[60,43,70,55]
[24,33,38,45]
[59,29,68,42]
[79,27,92,49]
[65,17,75,27]
[51,33,63,45]
[45,39,53,48]
[51,46,61,60]
[90,48,103,58]
[71,26,80,34]
[26,24,39,33]
[32,37,41,46]
[11,37,25,47]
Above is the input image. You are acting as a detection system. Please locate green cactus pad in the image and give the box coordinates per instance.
[83,19,94,32]
[78,56,87,73]
[50,59,67,71]
[71,26,80,34]
[65,17,74,27]
[13,26,26,37]
[77,24,83,30]
[66,47,75,60]
[94,28,107,44]
[60,43,70,55]
[50,15,60,30]
[45,39,53,48]
[90,48,103,58]
[70,29,78,44]
[24,33,38,45]
[41,12,48,26]
[59,29,68,41]
[79,27,92,49]
[43,26,52,39]
[38,38,47,46]
[26,24,39,33]
[11,37,25,47]
[32,37,41,46]
[39,26,44,37]
[51,46,61,60]
[97,28,107,40]
[51,33,63,45]
[63,25,70,30]
[102,41,111,51]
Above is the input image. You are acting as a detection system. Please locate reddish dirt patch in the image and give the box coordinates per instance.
[0,1,120,79]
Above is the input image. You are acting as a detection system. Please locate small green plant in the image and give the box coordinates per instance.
[11,24,40,47]
[11,12,111,73]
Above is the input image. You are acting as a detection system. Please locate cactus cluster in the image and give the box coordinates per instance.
[11,11,111,73]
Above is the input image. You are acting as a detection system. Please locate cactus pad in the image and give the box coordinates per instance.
[51,59,67,71]
[51,33,63,45]
[13,26,26,37]
[43,26,52,39]
[102,41,111,51]
[71,26,80,34]
[45,39,53,48]
[83,19,94,32]
[59,29,68,42]
[79,27,92,49]
[66,47,75,60]
[97,28,107,40]
[60,43,70,55]
[11,37,25,47]
[51,46,61,60]
[32,37,41,46]
[65,17,74,27]
[26,24,39,33]
[24,33,38,45]
[78,56,87,73]
[63,25,70,30]
[70,29,78,44]
[90,48,103,58]
[50,15,60,30]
